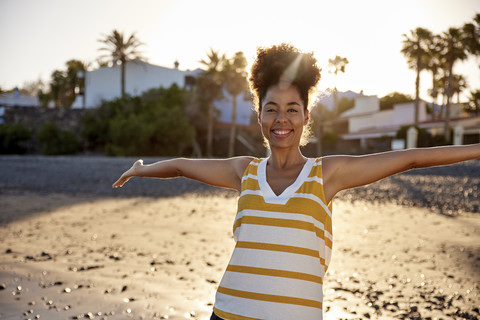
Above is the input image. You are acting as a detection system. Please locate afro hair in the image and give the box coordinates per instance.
[249,43,321,112]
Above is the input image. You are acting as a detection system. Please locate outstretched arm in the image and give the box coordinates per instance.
[322,144,480,203]
[112,156,253,192]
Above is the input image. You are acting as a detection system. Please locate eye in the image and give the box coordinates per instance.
[288,108,298,113]
[265,108,276,113]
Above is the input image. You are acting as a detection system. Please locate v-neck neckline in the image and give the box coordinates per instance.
[257,157,314,204]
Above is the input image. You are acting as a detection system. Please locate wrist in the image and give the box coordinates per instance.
[134,163,146,177]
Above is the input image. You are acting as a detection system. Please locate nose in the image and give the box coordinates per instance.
[275,110,288,123]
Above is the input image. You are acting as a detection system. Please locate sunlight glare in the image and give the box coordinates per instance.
[324,305,356,320]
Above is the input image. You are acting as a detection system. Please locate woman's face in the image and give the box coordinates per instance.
[258,84,309,149]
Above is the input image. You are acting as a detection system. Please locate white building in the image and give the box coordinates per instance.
[0,88,40,107]
[340,95,428,138]
[214,89,254,126]
[338,95,478,148]
[76,60,202,108]
[0,89,41,123]
[75,60,256,126]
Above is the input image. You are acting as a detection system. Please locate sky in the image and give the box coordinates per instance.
[1,0,479,101]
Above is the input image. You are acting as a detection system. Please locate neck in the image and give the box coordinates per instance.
[267,147,306,169]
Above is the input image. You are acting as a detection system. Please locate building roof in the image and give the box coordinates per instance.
[0,92,39,107]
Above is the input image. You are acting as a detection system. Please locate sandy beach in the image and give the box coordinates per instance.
[0,156,479,320]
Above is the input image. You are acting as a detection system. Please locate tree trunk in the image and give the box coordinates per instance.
[333,87,338,118]
[414,59,420,126]
[315,122,323,156]
[228,94,238,157]
[444,64,453,143]
[431,72,437,120]
[121,61,126,97]
[206,102,214,157]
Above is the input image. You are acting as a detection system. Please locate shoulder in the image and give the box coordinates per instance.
[230,156,256,178]
[318,155,347,183]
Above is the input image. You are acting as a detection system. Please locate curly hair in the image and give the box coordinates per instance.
[249,43,321,113]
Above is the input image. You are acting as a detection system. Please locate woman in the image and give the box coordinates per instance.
[113,43,480,320]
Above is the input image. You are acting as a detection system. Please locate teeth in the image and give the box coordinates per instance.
[273,130,291,135]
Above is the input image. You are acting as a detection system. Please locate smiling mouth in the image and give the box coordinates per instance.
[272,129,293,137]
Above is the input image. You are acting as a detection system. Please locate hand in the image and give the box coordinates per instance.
[112,159,144,188]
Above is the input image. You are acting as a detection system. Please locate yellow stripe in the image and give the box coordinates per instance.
[249,161,260,172]
[241,178,260,191]
[226,265,323,284]
[308,160,322,175]
[233,216,332,249]
[236,241,319,258]
[298,181,326,198]
[217,286,323,309]
[237,194,331,227]
[213,307,261,320]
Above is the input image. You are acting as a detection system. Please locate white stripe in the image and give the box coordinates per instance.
[214,292,323,320]
[312,160,322,167]
[239,189,262,198]
[241,173,258,182]
[236,224,322,252]
[228,248,324,277]
[324,246,332,267]
[260,196,289,205]
[236,209,326,230]
[304,176,323,184]
[219,272,323,302]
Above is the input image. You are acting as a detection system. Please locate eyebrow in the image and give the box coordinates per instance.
[263,101,302,107]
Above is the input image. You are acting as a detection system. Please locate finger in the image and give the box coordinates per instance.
[112,177,125,188]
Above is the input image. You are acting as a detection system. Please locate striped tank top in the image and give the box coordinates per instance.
[213,157,333,320]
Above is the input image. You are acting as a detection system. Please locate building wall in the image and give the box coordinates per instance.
[0,91,40,107]
[83,61,201,108]
[374,109,395,128]
[392,101,428,125]
[214,90,254,126]
[3,106,86,133]
[79,60,258,125]
[349,115,374,133]
[347,99,428,133]
[355,96,379,114]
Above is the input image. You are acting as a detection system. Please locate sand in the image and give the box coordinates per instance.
[1,192,479,320]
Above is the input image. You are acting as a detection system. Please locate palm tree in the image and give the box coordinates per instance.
[432,74,447,119]
[467,90,480,116]
[65,60,89,107]
[426,34,443,108]
[401,27,433,126]
[98,30,144,98]
[198,49,225,157]
[450,74,468,104]
[462,13,480,57]
[439,27,468,142]
[223,52,248,157]
[50,70,67,108]
[328,55,349,118]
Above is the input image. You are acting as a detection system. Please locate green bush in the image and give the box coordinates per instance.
[430,134,448,146]
[82,84,195,156]
[0,123,32,154]
[322,131,338,147]
[38,122,81,155]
